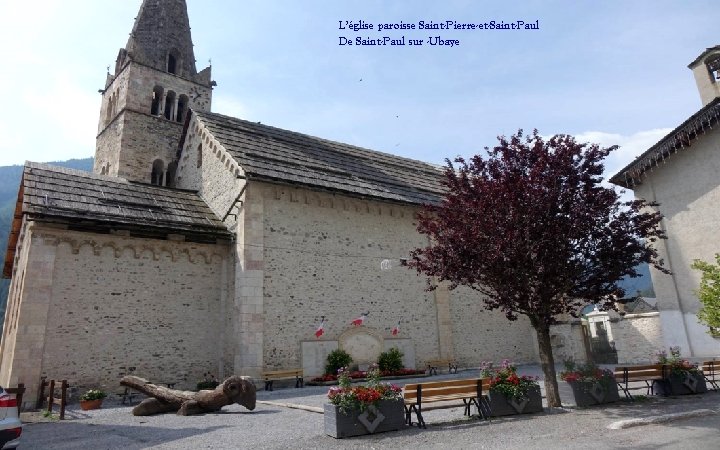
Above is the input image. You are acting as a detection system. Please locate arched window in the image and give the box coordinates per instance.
[166,162,178,187]
[164,91,176,120]
[167,49,180,74]
[151,86,164,115]
[707,55,720,82]
[151,159,165,185]
[197,144,203,168]
[106,94,114,124]
[176,94,189,123]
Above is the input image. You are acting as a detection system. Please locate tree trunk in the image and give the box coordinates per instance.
[120,375,194,407]
[534,322,562,407]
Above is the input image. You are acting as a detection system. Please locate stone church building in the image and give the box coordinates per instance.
[0,0,539,408]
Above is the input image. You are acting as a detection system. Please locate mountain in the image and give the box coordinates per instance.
[0,158,94,324]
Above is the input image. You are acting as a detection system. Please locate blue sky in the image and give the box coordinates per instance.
[0,0,717,182]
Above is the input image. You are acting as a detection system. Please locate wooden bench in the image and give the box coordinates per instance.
[403,378,489,428]
[701,360,720,390]
[426,359,458,376]
[614,364,667,400]
[262,369,304,391]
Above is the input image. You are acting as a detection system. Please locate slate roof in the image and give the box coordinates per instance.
[609,96,720,188]
[192,111,446,205]
[17,162,228,238]
[4,162,229,277]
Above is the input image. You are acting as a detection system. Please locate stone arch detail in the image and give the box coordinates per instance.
[338,326,385,366]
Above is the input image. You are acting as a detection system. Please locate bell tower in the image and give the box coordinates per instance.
[688,45,720,106]
[94,0,214,185]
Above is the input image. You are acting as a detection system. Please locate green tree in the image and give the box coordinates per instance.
[691,255,720,334]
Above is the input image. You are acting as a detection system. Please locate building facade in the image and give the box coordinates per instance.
[0,0,538,408]
[611,45,720,357]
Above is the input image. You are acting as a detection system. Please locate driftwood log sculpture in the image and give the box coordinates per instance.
[120,375,256,416]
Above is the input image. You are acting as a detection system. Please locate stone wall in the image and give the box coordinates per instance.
[449,287,537,367]
[1,224,230,406]
[259,183,443,372]
[613,313,664,363]
[175,115,244,230]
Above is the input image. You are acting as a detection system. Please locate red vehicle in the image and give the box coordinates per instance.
[0,388,21,449]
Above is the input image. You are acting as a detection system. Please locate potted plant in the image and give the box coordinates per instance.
[559,360,620,406]
[325,365,405,438]
[80,389,107,410]
[481,360,542,416]
[654,346,708,396]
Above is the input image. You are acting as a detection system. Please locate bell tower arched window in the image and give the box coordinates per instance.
[151,86,164,115]
[164,91,176,120]
[151,159,165,185]
[707,55,720,82]
[176,94,189,123]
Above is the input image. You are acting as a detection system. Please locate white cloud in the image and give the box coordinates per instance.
[571,128,672,202]
[574,129,672,177]
[0,73,97,166]
[212,97,250,120]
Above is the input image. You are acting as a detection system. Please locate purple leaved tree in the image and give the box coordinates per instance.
[409,130,668,407]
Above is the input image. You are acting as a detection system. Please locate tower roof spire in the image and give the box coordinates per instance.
[125,0,198,77]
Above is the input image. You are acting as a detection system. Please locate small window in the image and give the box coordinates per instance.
[167,49,180,74]
[197,144,203,168]
[166,162,177,187]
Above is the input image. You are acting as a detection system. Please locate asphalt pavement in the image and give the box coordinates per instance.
[18,365,720,449]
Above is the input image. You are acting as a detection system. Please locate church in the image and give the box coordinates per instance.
[0,0,537,408]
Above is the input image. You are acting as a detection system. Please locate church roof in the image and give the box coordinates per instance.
[609,96,720,188]
[3,163,229,276]
[192,111,446,205]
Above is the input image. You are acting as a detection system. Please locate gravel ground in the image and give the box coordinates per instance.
[19,366,720,449]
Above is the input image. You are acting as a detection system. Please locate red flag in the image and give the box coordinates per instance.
[351,312,368,327]
[315,319,326,338]
[391,321,400,336]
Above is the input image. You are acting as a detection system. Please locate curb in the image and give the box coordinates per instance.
[607,408,717,430]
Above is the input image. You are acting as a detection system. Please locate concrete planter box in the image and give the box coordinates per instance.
[487,384,543,416]
[567,380,620,407]
[654,372,708,396]
[324,399,406,438]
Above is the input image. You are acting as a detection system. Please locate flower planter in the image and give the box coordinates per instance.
[80,399,103,411]
[324,399,406,438]
[487,385,543,417]
[654,372,708,396]
[567,380,620,407]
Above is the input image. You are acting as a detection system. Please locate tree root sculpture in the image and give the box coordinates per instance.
[120,375,256,416]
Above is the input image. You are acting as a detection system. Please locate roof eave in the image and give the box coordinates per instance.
[609,97,720,189]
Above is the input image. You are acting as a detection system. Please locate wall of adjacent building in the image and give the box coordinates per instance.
[613,313,664,363]
[0,223,230,407]
[633,126,720,357]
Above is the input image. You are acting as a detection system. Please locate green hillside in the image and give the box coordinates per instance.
[0,158,93,324]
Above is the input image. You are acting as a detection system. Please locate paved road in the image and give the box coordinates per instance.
[19,368,720,449]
